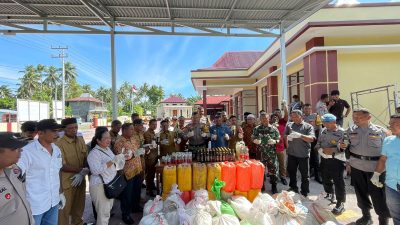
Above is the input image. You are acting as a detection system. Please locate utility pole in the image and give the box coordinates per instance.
[51,46,68,119]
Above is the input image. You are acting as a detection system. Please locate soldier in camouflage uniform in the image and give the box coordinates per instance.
[252,112,280,194]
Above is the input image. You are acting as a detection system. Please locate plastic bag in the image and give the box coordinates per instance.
[165,207,190,225]
[220,201,236,217]
[211,178,225,200]
[212,214,240,225]
[221,191,233,202]
[193,163,207,190]
[163,165,177,195]
[247,189,261,203]
[186,189,209,209]
[314,192,333,209]
[144,195,164,216]
[208,200,222,217]
[247,211,274,225]
[274,212,300,225]
[164,184,185,213]
[221,162,236,192]
[191,209,213,225]
[228,196,252,220]
[309,203,339,224]
[275,191,307,218]
[239,220,253,225]
[178,164,192,191]
[304,212,320,225]
[139,213,169,225]
[233,190,248,199]
[251,193,278,216]
[181,191,192,205]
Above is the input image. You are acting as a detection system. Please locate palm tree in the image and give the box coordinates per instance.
[81,84,95,96]
[0,85,13,98]
[44,66,61,99]
[118,81,131,102]
[64,62,77,83]
[18,65,40,98]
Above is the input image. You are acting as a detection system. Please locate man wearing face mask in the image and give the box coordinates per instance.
[56,118,89,225]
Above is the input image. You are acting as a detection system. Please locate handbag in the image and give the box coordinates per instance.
[96,148,127,199]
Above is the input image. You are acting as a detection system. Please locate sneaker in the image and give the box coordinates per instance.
[332,202,345,215]
[324,193,335,204]
[355,216,373,225]
[281,178,288,185]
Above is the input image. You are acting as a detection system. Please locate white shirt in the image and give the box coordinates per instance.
[87,145,117,187]
[17,140,62,215]
[316,100,328,116]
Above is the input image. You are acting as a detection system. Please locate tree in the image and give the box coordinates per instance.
[118,81,131,103]
[96,86,112,103]
[66,79,82,99]
[0,98,16,110]
[132,105,144,117]
[44,66,61,99]
[64,62,77,84]
[187,95,202,106]
[0,85,13,98]
[169,93,184,99]
[81,84,95,96]
[18,65,40,98]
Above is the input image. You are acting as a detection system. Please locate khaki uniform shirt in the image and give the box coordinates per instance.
[0,165,34,225]
[144,129,158,161]
[159,130,177,156]
[56,136,87,191]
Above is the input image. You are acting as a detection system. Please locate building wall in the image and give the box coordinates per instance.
[156,103,193,119]
[242,89,257,116]
[70,102,91,120]
[337,51,400,126]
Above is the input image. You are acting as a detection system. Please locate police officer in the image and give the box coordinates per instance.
[0,132,33,225]
[347,108,390,225]
[316,113,347,215]
[252,112,280,194]
[144,119,158,197]
[56,118,89,225]
[184,112,209,152]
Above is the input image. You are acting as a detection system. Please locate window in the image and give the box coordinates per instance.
[172,104,177,106]
[287,70,304,102]
[261,86,268,112]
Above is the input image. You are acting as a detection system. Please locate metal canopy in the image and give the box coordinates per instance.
[0,0,330,37]
[0,0,331,119]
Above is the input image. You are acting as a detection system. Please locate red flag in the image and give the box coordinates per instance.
[132,85,138,93]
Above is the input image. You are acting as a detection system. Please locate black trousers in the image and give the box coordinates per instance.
[351,167,390,218]
[310,131,320,175]
[120,174,142,216]
[320,158,346,203]
[287,154,309,195]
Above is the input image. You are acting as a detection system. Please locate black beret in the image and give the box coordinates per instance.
[37,119,65,131]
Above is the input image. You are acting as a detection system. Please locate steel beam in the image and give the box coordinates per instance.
[10,0,47,17]
[0,21,37,30]
[53,21,105,32]
[79,0,112,27]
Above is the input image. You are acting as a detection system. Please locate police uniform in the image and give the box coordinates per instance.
[316,124,346,212]
[303,113,322,182]
[252,124,280,193]
[0,165,34,225]
[144,129,157,193]
[185,122,209,151]
[56,135,87,225]
[348,122,390,223]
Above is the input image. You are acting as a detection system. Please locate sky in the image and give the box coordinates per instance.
[0,0,397,98]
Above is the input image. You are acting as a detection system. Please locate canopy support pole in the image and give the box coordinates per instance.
[279,24,288,102]
[111,27,117,120]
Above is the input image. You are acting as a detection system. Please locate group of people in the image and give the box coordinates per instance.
[1,88,400,225]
